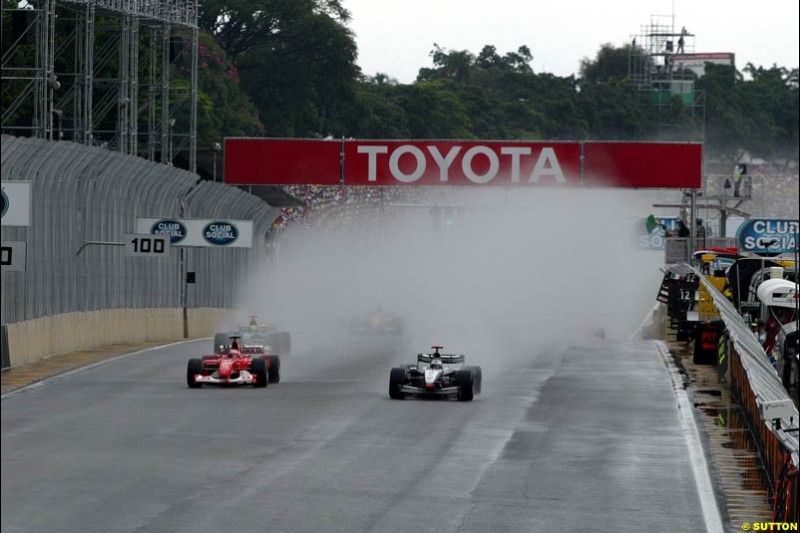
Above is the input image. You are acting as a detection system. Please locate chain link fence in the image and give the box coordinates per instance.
[1,135,279,325]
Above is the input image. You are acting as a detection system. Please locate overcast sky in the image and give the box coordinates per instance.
[343,0,799,83]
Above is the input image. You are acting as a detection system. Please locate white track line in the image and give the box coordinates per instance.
[656,341,724,533]
[1,338,207,401]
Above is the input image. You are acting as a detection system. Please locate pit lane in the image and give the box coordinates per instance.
[2,337,711,532]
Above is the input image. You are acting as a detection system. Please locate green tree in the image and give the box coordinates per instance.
[199,0,359,137]
[395,81,474,139]
[739,64,799,166]
[696,63,747,162]
[199,0,349,60]
[417,44,476,84]
[699,62,799,165]
[193,32,264,144]
[577,78,647,139]
[329,79,411,139]
[579,43,632,83]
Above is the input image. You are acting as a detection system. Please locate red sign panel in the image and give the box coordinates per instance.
[344,141,582,186]
[583,143,701,188]
[224,138,702,189]
[224,138,341,185]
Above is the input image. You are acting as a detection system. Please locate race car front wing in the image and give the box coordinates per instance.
[193,371,256,385]
[399,384,460,396]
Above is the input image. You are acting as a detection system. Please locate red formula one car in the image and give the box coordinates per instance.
[186,336,281,388]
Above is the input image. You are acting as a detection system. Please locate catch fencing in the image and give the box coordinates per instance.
[1,135,280,325]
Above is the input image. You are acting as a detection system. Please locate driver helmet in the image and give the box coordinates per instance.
[430,358,443,369]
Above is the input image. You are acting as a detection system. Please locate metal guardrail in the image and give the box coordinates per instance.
[1,135,280,324]
[685,264,798,520]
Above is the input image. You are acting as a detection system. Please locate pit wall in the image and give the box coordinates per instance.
[5,308,230,368]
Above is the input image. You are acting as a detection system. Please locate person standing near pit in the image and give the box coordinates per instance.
[676,220,691,238]
[695,219,707,250]
[733,163,747,197]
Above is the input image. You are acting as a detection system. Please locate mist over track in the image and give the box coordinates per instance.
[1,188,711,532]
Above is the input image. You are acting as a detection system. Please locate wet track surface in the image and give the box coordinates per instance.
[2,338,706,532]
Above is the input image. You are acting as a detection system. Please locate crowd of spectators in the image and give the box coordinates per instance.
[268,166,798,244]
[703,167,799,220]
[267,185,431,238]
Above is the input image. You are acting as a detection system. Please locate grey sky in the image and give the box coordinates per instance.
[343,0,799,83]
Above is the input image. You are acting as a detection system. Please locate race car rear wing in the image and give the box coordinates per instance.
[418,353,465,364]
[219,345,264,355]
[240,346,265,354]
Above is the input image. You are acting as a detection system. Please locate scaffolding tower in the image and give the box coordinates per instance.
[1,0,198,171]
[629,14,705,142]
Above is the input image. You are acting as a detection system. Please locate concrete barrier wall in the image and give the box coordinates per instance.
[6,308,230,368]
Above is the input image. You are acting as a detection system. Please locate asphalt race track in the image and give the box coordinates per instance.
[2,338,708,533]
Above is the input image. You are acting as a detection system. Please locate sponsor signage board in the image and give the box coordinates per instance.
[224,139,702,189]
[137,218,253,248]
[672,53,735,77]
[1,241,27,272]
[634,216,679,251]
[224,138,342,185]
[1,181,32,227]
[736,219,798,255]
[344,141,581,186]
[124,234,171,257]
[582,143,701,188]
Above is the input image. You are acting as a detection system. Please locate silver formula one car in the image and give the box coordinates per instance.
[389,345,482,401]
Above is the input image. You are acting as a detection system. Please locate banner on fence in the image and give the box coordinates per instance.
[137,218,254,248]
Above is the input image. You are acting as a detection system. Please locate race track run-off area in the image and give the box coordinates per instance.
[1,337,714,533]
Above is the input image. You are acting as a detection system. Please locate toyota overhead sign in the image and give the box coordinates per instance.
[224,138,702,189]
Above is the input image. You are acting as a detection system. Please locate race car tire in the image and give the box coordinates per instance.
[251,357,268,388]
[187,358,204,388]
[278,332,291,356]
[389,368,406,399]
[264,331,291,356]
[456,369,475,401]
[466,366,482,395]
[266,355,281,383]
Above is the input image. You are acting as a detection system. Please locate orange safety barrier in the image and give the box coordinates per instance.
[729,343,798,522]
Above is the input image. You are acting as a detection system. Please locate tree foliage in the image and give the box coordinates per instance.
[698,62,799,165]
[579,43,631,83]
[117,0,800,165]
[199,0,358,137]
[8,0,788,166]
[194,32,264,144]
